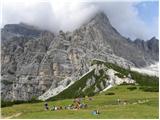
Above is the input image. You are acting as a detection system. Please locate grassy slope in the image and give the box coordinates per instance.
[49,68,109,100]
[1,85,159,119]
[49,60,158,100]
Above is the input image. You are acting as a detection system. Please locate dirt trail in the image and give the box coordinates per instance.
[2,113,22,119]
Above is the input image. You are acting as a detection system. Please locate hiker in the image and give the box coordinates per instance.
[67,105,71,110]
[92,110,100,115]
[79,103,83,108]
[59,106,63,110]
[75,102,80,109]
[89,97,93,101]
[54,106,58,110]
[85,95,88,100]
[71,104,74,109]
[92,110,97,115]
[50,106,55,111]
[117,99,121,104]
[96,110,100,114]
[123,100,128,105]
[64,106,67,110]
[44,102,49,110]
[84,104,88,108]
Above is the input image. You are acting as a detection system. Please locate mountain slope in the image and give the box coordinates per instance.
[46,59,158,101]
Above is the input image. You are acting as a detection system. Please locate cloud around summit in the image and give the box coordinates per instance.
[1,0,158,40]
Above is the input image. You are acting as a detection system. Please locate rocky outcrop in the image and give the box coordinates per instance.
[1,23,43,40]
[134,37,159,64]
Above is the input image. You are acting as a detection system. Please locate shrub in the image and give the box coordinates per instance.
[1,80,13,85]
[105,92,115,95]
[115,73,125,78]
[1,98,42,108]
[139,86,159,92]
[127,86,137,91]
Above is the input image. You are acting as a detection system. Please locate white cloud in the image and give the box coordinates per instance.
[1,0,158,40]
[97,2,156,40]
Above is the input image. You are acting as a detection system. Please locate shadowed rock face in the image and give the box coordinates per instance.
[134,37,159,62]
[1,12,159,101]
[1,23,44,41]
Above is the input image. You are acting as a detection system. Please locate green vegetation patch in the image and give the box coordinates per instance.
[105,92,115,95]
[115,73,125,78]
[92,59,159,92]
[1,80,13,85]
[1,99,42,108]
[127,86,137,91]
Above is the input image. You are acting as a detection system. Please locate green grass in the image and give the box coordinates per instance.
[1,85,159,119]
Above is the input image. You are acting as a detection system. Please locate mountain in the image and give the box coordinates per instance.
[1,12,159,101]
[1,23,44,41]
[134,37,159,62]
[1,24,55,101]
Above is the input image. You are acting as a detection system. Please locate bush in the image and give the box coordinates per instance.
[1,101,13,107]
[139,86,159,92]
[1,99,42,108]
[115,73,125,78]
[105,92,115,95]
[127,86,137,91]
[120,82,135,86]
[130,71,159,87]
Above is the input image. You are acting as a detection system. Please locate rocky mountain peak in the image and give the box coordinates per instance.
[150,36,157,40]
[1,23,43,40]
[84,11,121,40]
[89,11,110,24]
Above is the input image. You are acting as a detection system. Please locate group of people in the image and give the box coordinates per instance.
[44,97,101,115]
[72,98,88,109]
[117,99,128,105]
[44,97,90,111]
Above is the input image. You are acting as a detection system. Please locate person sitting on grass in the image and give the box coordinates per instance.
[59,106,63,110]
[50,106,55,111]
[92,110,100,115]
[89,97,93,101]
[64,106,67,110]
[44,102,49,110]
[84,104,88,108]
[96,109,100,114]
[54,106,58,110]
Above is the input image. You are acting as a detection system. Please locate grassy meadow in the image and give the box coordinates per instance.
[1,85,159,119]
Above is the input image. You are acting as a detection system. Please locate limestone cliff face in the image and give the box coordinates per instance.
[1,12,158,101]
[1,26,55,101]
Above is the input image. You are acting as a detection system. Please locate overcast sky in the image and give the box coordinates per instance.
[1,0,159,40]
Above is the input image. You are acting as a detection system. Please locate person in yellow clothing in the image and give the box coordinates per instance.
[85,95,88,100]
